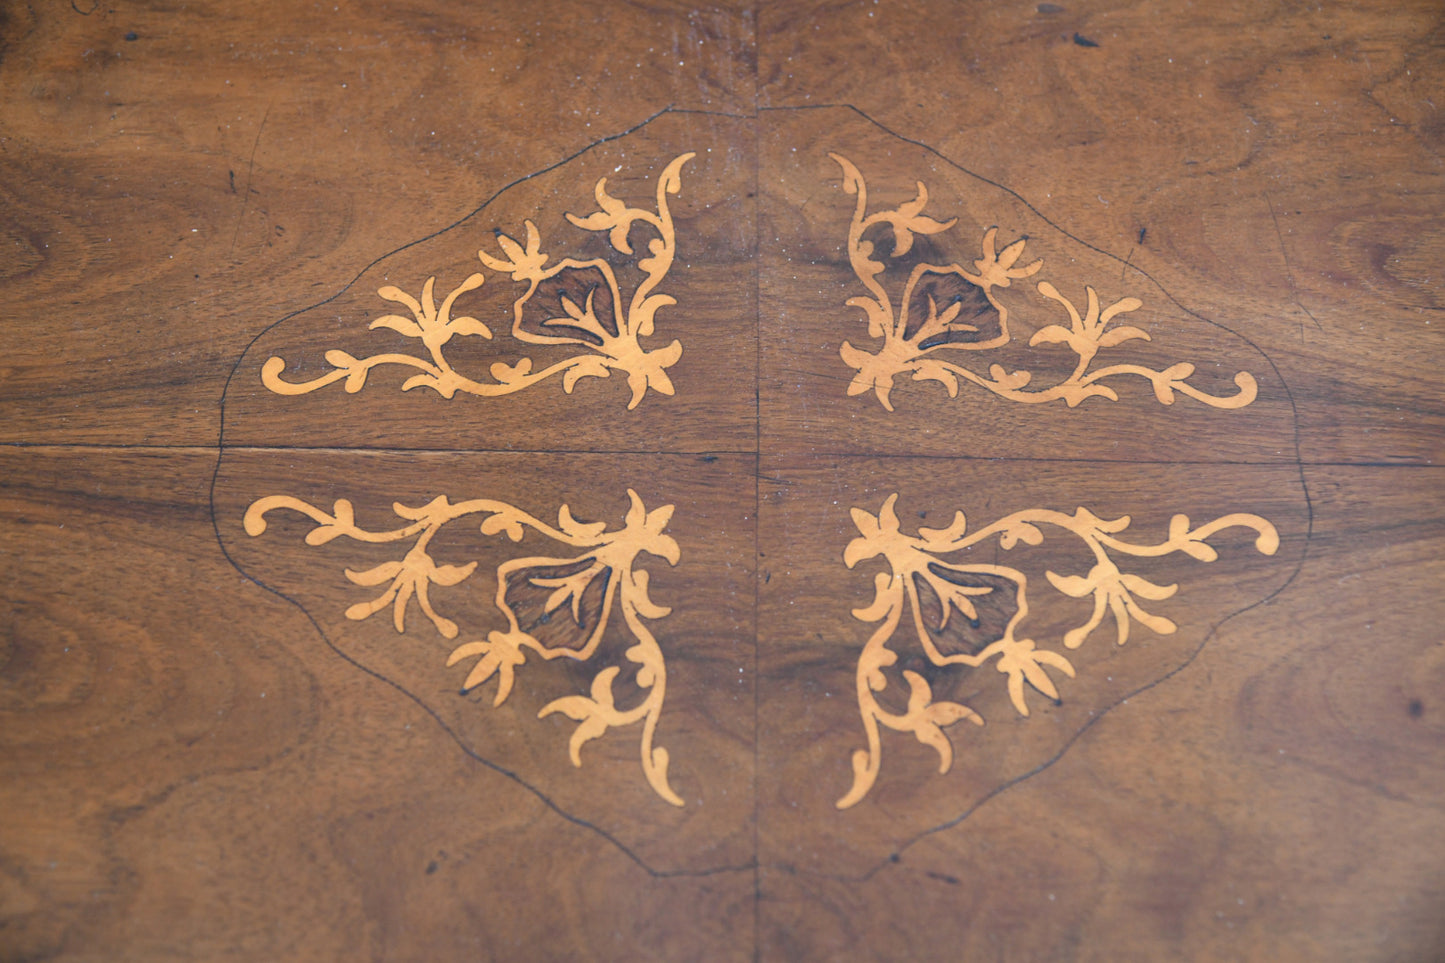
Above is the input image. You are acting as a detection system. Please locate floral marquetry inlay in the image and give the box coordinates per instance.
[837,494,1279,808]
[261,152,695,410]
[243,489,685,806]
[830,153,1259,412]
[222,117,1297,842]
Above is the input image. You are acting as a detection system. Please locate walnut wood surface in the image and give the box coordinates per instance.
[2,2,1442,961]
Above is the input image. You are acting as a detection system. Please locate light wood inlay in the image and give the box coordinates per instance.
[831,153,1259,411]
[837,493,1278,808]
[260,153,694,409]
[244,488,683,805]
[4,3,1442,958]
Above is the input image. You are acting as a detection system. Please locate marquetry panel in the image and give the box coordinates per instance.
[214,450,756,872]
[222,111,757,453]
[759,107,1297,463]
[4,1,1443,958]
[756,457,1306,875]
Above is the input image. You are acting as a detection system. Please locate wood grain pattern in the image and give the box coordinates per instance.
[2,0,1442,960]
[756,458,1308,872]
[0,1,755,446]
[759,108,1299,463]
[224,113,758,453]
[756,464,1444,961]
[759,1,1445,467]
[215,451,756,871]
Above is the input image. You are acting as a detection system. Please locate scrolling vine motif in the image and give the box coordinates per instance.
[837,493,1278,809]
[261,152,695,410]
[243,489,684,806]
[830,153,1258,412]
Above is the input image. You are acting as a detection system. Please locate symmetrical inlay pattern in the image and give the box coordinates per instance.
[229,133,1286,825]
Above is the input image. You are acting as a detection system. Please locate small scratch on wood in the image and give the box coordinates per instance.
[1265,192,1324,339]
[229,105,271,259]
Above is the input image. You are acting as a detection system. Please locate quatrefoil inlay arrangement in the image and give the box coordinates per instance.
[241,149,1274,809]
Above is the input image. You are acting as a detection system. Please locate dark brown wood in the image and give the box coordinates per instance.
[2,1,1442,960]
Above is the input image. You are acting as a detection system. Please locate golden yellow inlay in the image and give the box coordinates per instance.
[837,493,1278,809]
[244,489,684,806]
[830,153,1258,412]
[261,152,695,410]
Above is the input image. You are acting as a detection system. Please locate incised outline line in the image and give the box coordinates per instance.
[237,142,1289,819]
[244,488,684,806]
[837,493,1278,809]
[261,152,695,410]
[831,153,1258,412]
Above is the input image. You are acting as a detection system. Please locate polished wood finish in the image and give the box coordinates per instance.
[2,2,1442,961]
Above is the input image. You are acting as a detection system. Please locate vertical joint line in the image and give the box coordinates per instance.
[750,4,763,960]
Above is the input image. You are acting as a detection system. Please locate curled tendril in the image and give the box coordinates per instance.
[837,493,1278,808]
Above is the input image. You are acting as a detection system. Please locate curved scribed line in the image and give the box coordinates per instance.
[829,155,1260,413]
[211,505,743,879]
[774,105,1312,875]
[209,106,736,876]
[836,496,1281,809]
[211,103,1318,892]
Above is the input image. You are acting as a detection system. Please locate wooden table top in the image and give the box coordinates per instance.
[3,2,1441,960]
